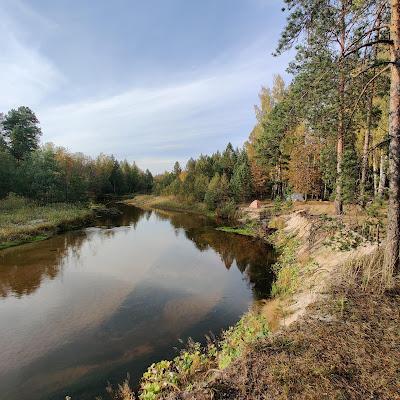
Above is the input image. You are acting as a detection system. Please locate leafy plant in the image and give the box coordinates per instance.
[138,314,269,399]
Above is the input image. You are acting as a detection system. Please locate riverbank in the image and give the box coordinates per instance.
[164,207,399,399]
[110,199,399,400]
[123,195,215,217]
[0,195,94,250]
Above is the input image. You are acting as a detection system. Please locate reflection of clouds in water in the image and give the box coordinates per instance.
[162,293,222,336]
[0,205,275,400]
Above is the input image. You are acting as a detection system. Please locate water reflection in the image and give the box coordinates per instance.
[0,233,87,298]
[0,205,275,400]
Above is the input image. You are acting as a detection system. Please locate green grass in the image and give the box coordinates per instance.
[216,226,257,237]
[0,194,93,248]
[269,234,301,297]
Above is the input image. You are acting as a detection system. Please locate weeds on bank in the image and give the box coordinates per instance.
[0,193,92,245]
[138,313,269,400]
[320,200,386,251]
[270,235,301,297]
[216,220,258,237]
[104,376,136,400]
[319,215,363,251]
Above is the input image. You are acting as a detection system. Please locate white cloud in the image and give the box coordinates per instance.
[38,53,274,172]
[0,2,64,110]
[0,0,291,173]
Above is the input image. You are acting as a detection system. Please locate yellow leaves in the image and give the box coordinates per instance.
[178,171,187,182]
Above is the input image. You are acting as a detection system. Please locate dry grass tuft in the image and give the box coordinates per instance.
[338,247,398,292]
[105,377,136,400]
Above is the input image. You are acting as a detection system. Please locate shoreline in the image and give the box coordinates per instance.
[0,200,94,251]
[113,196,398,400]
[122,194,216,218]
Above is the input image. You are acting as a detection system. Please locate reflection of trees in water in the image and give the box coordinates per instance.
[0,206,275,300]
[0,206,148,299]
[153,210,276,299]
[96,205,148,229]
[0,233,88,298]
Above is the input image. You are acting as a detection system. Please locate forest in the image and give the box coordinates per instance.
[1,0,399,277]
[1,1,400,399]
[0,106,153,203]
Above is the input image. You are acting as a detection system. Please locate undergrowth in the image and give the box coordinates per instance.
[137,313,269,400]
[269,234,301,297]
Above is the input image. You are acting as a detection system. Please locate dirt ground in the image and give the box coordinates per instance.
[169,284,400,400]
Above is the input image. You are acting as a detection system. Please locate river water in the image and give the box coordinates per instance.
[0,205,275,399]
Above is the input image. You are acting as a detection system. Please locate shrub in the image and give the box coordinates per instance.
[216,199,237,219]
[0,193,29,211]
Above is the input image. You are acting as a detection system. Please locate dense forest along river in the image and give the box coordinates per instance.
[0,205,276,400]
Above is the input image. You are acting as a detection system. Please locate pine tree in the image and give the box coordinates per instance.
[2,106,42,160]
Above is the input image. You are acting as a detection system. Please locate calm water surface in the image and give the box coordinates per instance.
[0,205,275,400]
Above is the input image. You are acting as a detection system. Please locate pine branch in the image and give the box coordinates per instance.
[346,65,390,131]
[343,39,393,58]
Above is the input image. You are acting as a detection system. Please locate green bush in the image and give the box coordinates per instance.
[0,193,29,211]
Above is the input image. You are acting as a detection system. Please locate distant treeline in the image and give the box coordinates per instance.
[0,106,153,202]
[154,144,253,216]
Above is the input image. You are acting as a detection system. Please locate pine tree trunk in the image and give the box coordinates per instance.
[384,0,400,281]
[378,151,387,197]
[362,7,381,205]
[373,150,379,196]
[335,6,346,215]
[360,94,374,206]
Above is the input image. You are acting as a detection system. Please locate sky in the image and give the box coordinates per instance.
[0,0,292,173]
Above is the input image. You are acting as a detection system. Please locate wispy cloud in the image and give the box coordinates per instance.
[39,50,279,171]
[0,1,64,110]
[0,0,290,173]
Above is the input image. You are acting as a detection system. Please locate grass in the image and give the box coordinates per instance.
[183,284,400,400]
[0,194,93,249]
[216,226,257,237]
[268,234,301,298]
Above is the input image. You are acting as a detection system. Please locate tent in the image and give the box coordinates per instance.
[249,200,261,209]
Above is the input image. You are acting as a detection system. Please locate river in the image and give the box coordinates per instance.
[0,205,275,399]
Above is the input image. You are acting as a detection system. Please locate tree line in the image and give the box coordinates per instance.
[154,143,253,217]
[0,106,153,202]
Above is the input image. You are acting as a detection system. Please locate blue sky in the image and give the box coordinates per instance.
[0,0,291,173]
